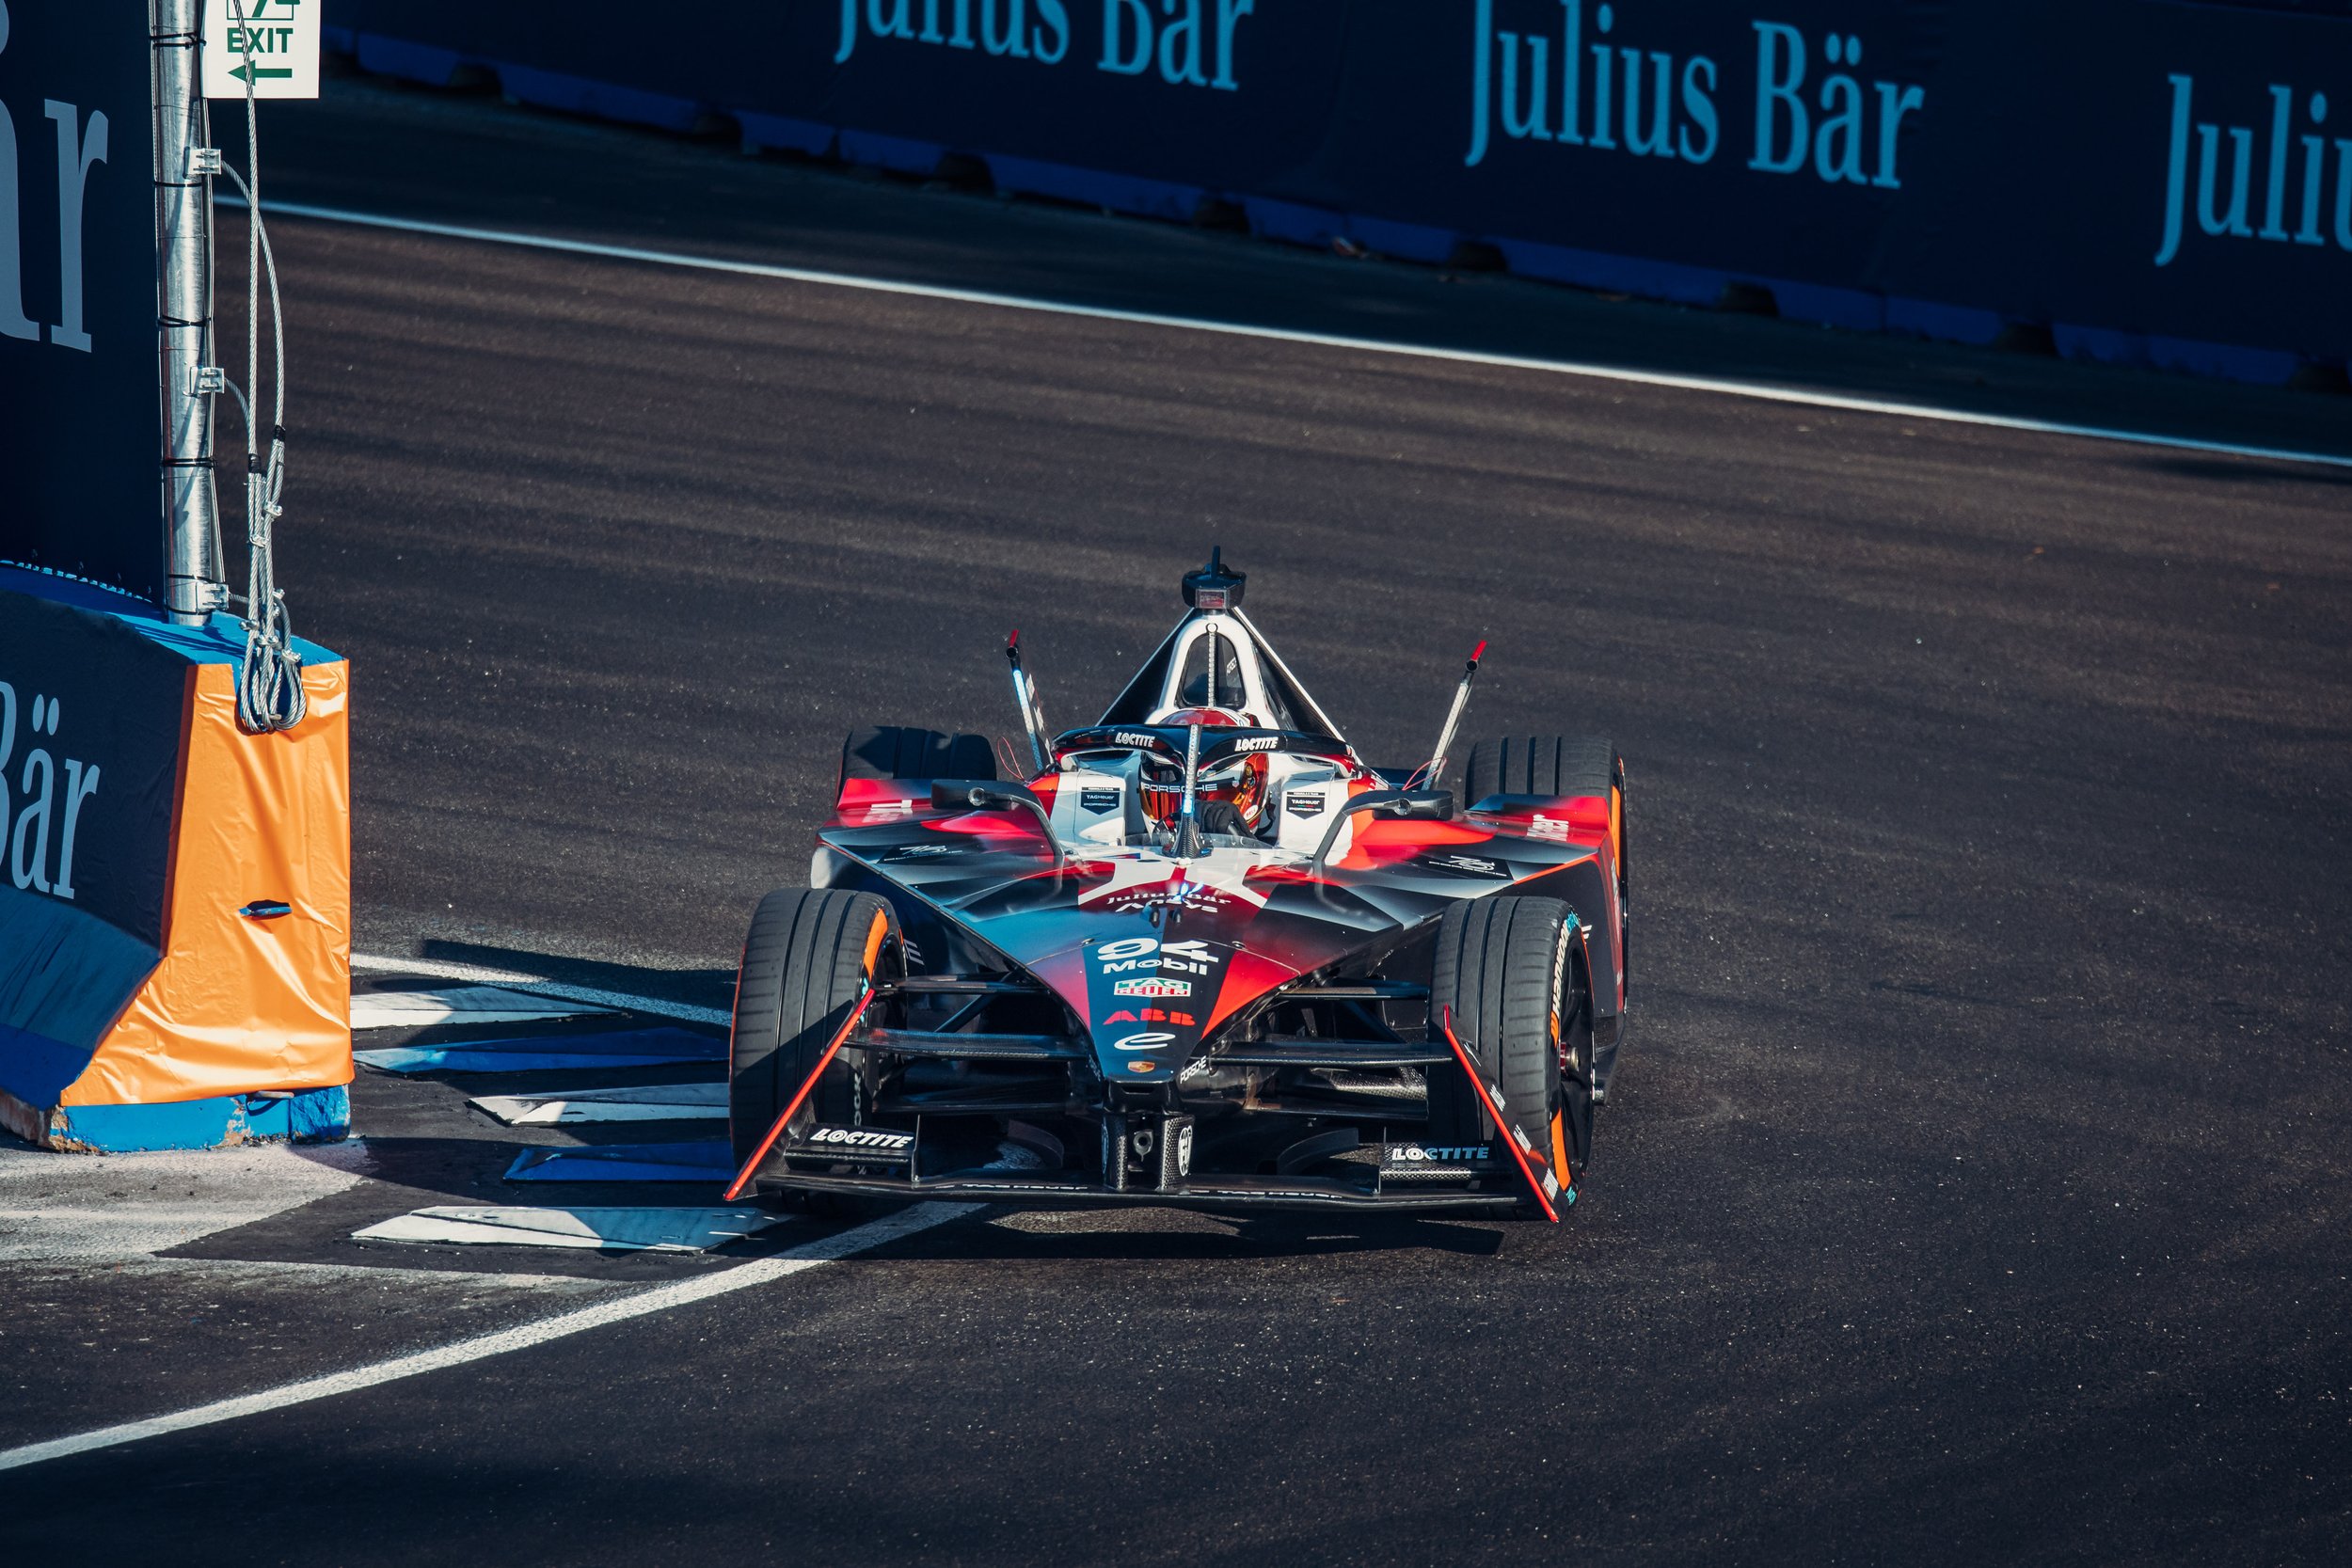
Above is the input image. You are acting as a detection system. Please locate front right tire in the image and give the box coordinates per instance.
[728,887,900,1172]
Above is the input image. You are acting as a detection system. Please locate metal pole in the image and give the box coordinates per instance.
[152,0,221,626]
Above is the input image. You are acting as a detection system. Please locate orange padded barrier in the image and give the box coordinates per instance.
[61,660,352,1108]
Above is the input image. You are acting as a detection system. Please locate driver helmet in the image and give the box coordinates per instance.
[1140,708,1270,833]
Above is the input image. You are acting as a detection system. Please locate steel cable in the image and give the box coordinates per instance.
[220,4,304,733]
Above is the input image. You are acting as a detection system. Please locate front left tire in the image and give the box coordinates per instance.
[1426,895,1594,1211]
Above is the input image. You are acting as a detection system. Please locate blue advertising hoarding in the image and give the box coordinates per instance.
[0,573,189,1108]
[0,0,165,601]
[328,0,2351,379]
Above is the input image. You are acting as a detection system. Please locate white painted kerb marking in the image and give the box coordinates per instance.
[234,196,2352,473]
[471,1082,727,1125]
[352,951,730,1027]
[352,1204,784,1252]
[0,1201,971,1472]
[350,984,612,1030]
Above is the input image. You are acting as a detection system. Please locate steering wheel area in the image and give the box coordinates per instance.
[1051,725,1361,845]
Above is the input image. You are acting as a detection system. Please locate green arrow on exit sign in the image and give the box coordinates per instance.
[229,61,293,84]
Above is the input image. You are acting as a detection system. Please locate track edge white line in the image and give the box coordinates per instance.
[233,195,2352,473]
[350,952,730,1026]
[0,1200,972,1471]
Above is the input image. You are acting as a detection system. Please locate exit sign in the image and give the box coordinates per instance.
[203,0,320,100]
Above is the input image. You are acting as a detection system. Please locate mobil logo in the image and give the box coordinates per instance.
[1092,935,1217,976]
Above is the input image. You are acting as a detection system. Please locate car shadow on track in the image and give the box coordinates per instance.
[882,1208,1510,1261]
[162,1138,844,1279]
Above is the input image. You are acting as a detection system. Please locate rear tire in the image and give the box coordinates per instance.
[728,888,901,1174]
[1463,733,1629,1011]
[841,726,999,784]
[1463,735,1618,812]
[1427,895,1592,1212]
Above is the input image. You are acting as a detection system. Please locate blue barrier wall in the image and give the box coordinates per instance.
[0,1,165,599]
[0,566,343,1114]
[0,576,185,1110]
[0,566,353,1154]
[0,17,359,1156]
[324,1,2350,382]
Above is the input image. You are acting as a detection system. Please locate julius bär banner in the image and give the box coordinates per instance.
[0,583,185,1108]
[329,0,2350,372]
[0,1,165,600]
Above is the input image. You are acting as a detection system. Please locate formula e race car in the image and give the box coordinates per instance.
[723,550,1630,1222]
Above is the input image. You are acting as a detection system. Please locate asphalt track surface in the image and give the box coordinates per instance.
[8,76,2352,1563]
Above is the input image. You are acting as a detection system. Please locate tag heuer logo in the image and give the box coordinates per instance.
[1285,791,1327,818]
[1112,977,1192,998]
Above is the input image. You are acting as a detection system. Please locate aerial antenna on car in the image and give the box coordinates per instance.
[1181,546,1246,611]
[1005,630,1051,776]
[1415,640,1486,788]
[1182,548,1247,711]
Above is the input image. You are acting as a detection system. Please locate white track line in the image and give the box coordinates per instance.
[0,1200,970,1472]
[240,196,2352,472]
[350,951,729,1026]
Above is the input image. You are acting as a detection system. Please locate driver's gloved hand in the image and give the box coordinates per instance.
[1196,801,1246,837]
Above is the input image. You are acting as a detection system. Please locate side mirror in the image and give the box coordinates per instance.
[925,780,1063,871]
[930,780,999,812]
[1380,790,1455,821]
[1309,789,1457,870]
